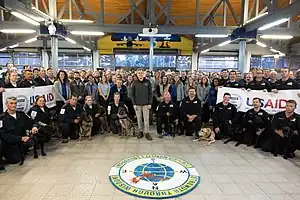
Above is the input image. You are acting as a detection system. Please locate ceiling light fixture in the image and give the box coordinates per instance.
[0,29,36,34]
[256,41,267,48]
[244,12,268,25]
[11,11,40,26]
[60,19,94,23]
[195,34,229,38]
[258,18,290,31]
[138,33,172,37]
[24,37,37,43]
[83,46,91,51]
[0,48,7,52]
[260,35,293,39]
[218,40,232,47]
[9,43,19,48]
[270,48,279,53]
[70,31,105,36]
[200,49,210,54]
[65,37,76,44]
[31,6,54,21]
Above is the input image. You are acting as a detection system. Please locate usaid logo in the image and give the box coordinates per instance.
[229,93,243,109]
[16,95,28,112]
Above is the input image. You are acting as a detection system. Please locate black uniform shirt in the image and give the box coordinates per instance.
[271,111,300,133]
[180,96,202,117]
[213,102,237,128]
[27,105,51,125]
[275,78,300,90]
[247,79,272,91]
[244,108,270,128]
[108,101,126,120]
[224,80,242,88]
[59,103,84,124]
[156,101,178,120]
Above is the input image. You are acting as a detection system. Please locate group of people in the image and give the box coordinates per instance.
[0,63,300,172]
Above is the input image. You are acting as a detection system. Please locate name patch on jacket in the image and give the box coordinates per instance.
[60,109,65,114]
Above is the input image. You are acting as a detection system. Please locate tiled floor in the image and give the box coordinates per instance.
[1,128,300,200]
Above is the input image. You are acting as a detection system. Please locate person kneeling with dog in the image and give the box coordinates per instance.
[27,96,53,158]
[59,95,84,143]
[180,87,202,140]
[0,97,38,165]
[238,97,270,147]
[83,96,103,135]
[262,100,300,159]
[108,92,126,135]
[156,91,178,138]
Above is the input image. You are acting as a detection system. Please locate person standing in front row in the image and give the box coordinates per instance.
[132,69,153,141]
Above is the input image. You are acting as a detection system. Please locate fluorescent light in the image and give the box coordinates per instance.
[260,35,293,39]
[11,12,40,26]
[60,19,94,23]
[9,43,19,48]
[218,40,231,47]
[279,52,285,57]
[83,46,91,51]
[0,48,7,52]
[195,34,229,38]
[244,12,268,25]
[258,18,289,31]
[24,37,37,43]
[262,55,277,57]
[65,37,76,44]
[31,6,53,20]
[0,29,36,34]
[201,49,210,54]
[256,41,267,48]
[138,33,171,37]
[270,48,279,53]
[70,31,105,36]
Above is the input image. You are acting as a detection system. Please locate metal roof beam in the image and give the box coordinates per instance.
[0,33,38,49]
[245,0,300,32]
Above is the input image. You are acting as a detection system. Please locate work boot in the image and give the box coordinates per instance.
[145,133,153,141]
[137,131,144,139]
[158,133,163,138]
[62,139,69,143]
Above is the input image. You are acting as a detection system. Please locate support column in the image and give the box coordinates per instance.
[244,51,251,73]
[92,50,100,71]
[191,52,198,71]
[238,40,247,73]
[149,37,154,72]
[41,49,49,68]
[51,37,59,73]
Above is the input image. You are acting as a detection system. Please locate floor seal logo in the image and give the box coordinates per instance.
[109,154,200,199]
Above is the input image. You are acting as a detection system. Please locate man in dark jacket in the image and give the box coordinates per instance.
[58,95,84,143]
[180,87,202,139]
[0,97,38,164]
[83,96,102,135]
[213,93,237,140]
[132,69,153,141]
[224,70,242,88]
[70,71,87,105]
[18,70,34,88]
[156,92,178,138]
[109,79,127,103]
[34,68,51,86]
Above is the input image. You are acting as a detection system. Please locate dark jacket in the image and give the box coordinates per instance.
[18,79,34,88]
[246,79,272,91]
[27,105,51,125]
[271,111,300,134]
[34,76,51,86]
[275,78,300,90]
[156,101,178,121]
[109,84,128,103]
[4,82,18,88]
[224,80,242,88]
[132,78,153,106]
[83,103,101,119]
[180,96,202,118]
[58,103,84,124]
[108,101,126,120]
[243,108,270,129]
[70,79,87,98]
[213,102,237,129]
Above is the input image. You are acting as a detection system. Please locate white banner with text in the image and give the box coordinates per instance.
[216,87,300,115]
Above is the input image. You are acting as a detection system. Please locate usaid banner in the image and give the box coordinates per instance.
[2,86,56,112]
[216,87,300,115]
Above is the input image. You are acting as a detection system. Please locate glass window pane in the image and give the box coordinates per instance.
[177,56,191,70]
[261,57,275,69]
[100,55,114,70]
[57,53,92,69]
[153,55,176,68]
[199,56,238,71]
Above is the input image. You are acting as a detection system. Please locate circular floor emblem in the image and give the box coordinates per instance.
[109,154,200,199]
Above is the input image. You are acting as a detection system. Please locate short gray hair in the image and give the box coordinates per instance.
[5,96,17,104]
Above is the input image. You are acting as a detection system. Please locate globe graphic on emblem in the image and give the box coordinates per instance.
[134,163,174,183]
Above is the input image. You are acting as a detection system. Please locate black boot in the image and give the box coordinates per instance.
[145,133,153,141]
[137,131,144,139]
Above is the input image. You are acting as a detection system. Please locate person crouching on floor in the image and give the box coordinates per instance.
[0,97,38,165]
[180,87,202,140]
[108,92,126,135]
[156,91,178,138]
[58,95,84,143]
[83,96,103,135]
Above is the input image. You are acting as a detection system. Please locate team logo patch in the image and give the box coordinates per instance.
[109,154,200,199]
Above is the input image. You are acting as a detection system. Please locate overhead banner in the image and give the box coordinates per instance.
[216,87,300,115]
[2,86,56,113]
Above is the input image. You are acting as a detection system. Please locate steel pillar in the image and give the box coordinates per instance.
[93,50,100,71]
[41,49,49,69]
[192,52,198,71]
[149,37,154,72]
[49,0,58,72]
[238,40,247,73]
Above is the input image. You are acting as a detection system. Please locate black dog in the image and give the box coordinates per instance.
[273,126,293,159]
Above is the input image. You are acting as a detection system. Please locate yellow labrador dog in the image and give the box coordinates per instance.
[193,128,215,146]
